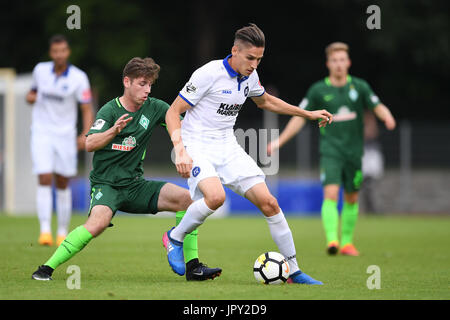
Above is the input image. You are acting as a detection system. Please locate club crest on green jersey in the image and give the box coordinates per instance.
[139,115,149,130]
[349,85,358,101]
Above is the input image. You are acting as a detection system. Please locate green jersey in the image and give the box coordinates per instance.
[300,75,380,159]
[87,97,170,187]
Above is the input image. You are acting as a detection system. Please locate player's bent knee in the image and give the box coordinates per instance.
[85,206,113,237]
[85,218,110,237]
[84,222,107,237]
[260,196,280,216]
[204,193,226,211]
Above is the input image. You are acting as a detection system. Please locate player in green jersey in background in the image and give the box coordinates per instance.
[31,57,221,281]
[268,42,396,256]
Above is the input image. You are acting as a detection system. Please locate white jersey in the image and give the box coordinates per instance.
[179,55,265,139]
[31,61,92,135]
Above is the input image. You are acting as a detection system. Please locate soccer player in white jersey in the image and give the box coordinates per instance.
[162,24,333,284]
[26,35,94,247]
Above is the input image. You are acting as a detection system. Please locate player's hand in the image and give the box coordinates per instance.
[384,115,396,130]
[26,91,37,104]
[307,110,333,127]
[113,113,133,134]
[77,134,87,151]
[267,140,280,156]
[175,147,193,178]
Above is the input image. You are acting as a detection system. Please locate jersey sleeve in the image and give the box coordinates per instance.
[247,70,265,97]
[298,86,318,111]
[155,99,171,124]
[86,104,113,136]
[178,67,213,106]
[361,80,381,110]
[76,72,92,104]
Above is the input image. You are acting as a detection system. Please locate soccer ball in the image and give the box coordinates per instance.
[253,252,290,284]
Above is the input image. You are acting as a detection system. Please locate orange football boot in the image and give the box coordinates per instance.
[38,232,53,246]
[340,244,360,256]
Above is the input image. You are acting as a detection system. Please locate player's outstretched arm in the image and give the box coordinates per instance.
[373,104,396,130]
[85,113,133,152]
[267,116,307,155]
[166,96,193,178]
[77,103,95,150]
[252,92,332,128]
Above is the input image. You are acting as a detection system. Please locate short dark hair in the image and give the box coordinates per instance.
[234,23,265,48]
[49,34,69,47]
[122,57,160,82]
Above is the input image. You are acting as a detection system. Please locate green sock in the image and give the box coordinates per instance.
[341,202,359,246]
[321,199,339,244]
[176,210,199,263]
[44,225,93,270]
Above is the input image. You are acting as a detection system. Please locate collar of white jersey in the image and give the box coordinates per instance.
[223,54,249,81]
[52,62,71,77]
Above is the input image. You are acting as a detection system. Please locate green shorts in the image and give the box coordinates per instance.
[319,155,363,193]
[88,178,167,216]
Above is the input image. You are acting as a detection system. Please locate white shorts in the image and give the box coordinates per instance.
[31,130,77,177]
[184,137,265,201]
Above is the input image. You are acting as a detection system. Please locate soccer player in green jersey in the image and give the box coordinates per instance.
[32,57,221,281]
[268,42,396,256]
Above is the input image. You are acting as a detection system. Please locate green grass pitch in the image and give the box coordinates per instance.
[0,213,448,300]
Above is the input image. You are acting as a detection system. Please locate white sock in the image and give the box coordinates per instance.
[265,210,300,274]
[37,185,52,234]
[170,198,214,242]
[56,188,72,236]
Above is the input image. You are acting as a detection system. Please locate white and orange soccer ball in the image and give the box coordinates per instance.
[253,252,290,285]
